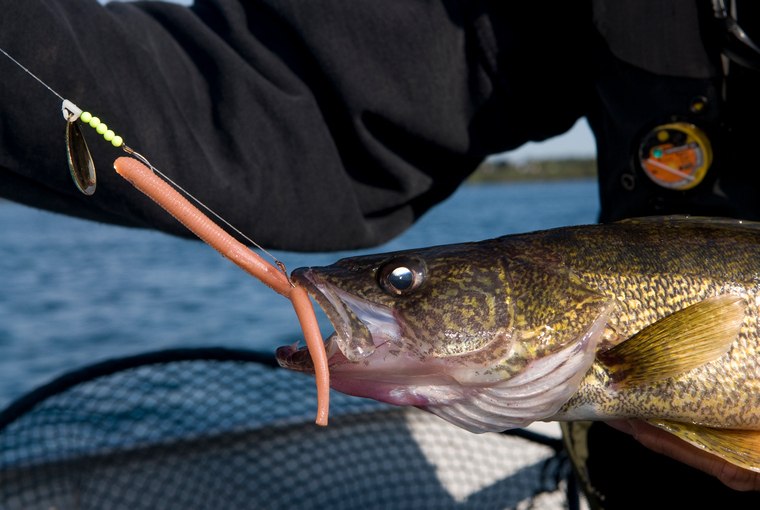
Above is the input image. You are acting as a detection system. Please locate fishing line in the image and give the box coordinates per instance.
[0,46,289,277]
[0,47,64,101]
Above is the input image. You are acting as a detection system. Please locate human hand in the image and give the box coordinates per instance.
[607,420,760,492]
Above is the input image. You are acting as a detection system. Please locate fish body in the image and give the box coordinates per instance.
[276,217,760,470]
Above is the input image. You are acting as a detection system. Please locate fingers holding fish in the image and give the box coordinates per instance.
[610,420,760,492]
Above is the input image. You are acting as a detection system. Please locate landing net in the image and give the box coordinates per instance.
[0,348,576,509]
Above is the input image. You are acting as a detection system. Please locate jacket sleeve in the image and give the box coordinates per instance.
[0,0,594,251]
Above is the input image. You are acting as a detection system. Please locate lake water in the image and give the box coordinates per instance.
[0,179,599,409]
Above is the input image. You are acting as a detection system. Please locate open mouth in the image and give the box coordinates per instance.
[274,266,614,433]
[274,267,455,408]
[275,268,401,372]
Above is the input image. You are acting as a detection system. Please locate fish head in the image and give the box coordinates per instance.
[277,238,615,432]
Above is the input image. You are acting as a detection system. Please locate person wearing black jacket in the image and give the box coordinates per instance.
[1,0,759,506]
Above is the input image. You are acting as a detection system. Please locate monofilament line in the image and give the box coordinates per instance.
[1,44,289,280]
[123,146,291,281]
[0,47,64,101]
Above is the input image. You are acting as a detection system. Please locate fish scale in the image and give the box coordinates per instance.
[579,272,716,340]
[278,216,760,472]
[555,265,760,427]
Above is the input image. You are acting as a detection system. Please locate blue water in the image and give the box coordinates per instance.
[0,180,598,409]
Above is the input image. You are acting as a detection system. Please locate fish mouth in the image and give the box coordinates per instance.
[275,268,402,370]
[275,267,615,433]
[276,267,459,407]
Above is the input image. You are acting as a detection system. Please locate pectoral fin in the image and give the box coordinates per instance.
[597,295,745,388]
[650,420,760,473]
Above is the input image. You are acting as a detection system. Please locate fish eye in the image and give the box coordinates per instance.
[377,256,426,296]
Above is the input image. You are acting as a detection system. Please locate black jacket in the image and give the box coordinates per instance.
[1,0,758,252]
[1,0,594,251]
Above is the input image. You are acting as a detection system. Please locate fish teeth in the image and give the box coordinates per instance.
[324,333,339,359]
[333,287,402,346]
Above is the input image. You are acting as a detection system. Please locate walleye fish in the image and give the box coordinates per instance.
[276,217,760,472]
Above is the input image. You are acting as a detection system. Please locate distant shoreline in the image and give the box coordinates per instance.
[467,158,597,183]
[0,160,598,209]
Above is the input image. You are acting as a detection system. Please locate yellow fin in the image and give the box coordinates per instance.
[650,420,760,473]
[598,295,745,388]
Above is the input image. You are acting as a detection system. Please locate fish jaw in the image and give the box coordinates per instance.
[420,307,612,432]
[277,267,424,373]
[278,268,401,366]
[277,266,614,432]
[323,310,609,432]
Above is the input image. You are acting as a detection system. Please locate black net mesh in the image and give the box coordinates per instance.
[0,348,575,509]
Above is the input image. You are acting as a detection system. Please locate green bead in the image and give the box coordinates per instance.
[96,123,108,135]
[89,117,100,128]
[80,112,92,123]
[111,136,123,147]
[104,130,115,141]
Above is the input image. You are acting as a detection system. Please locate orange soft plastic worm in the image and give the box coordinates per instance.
[114,157,330,425]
